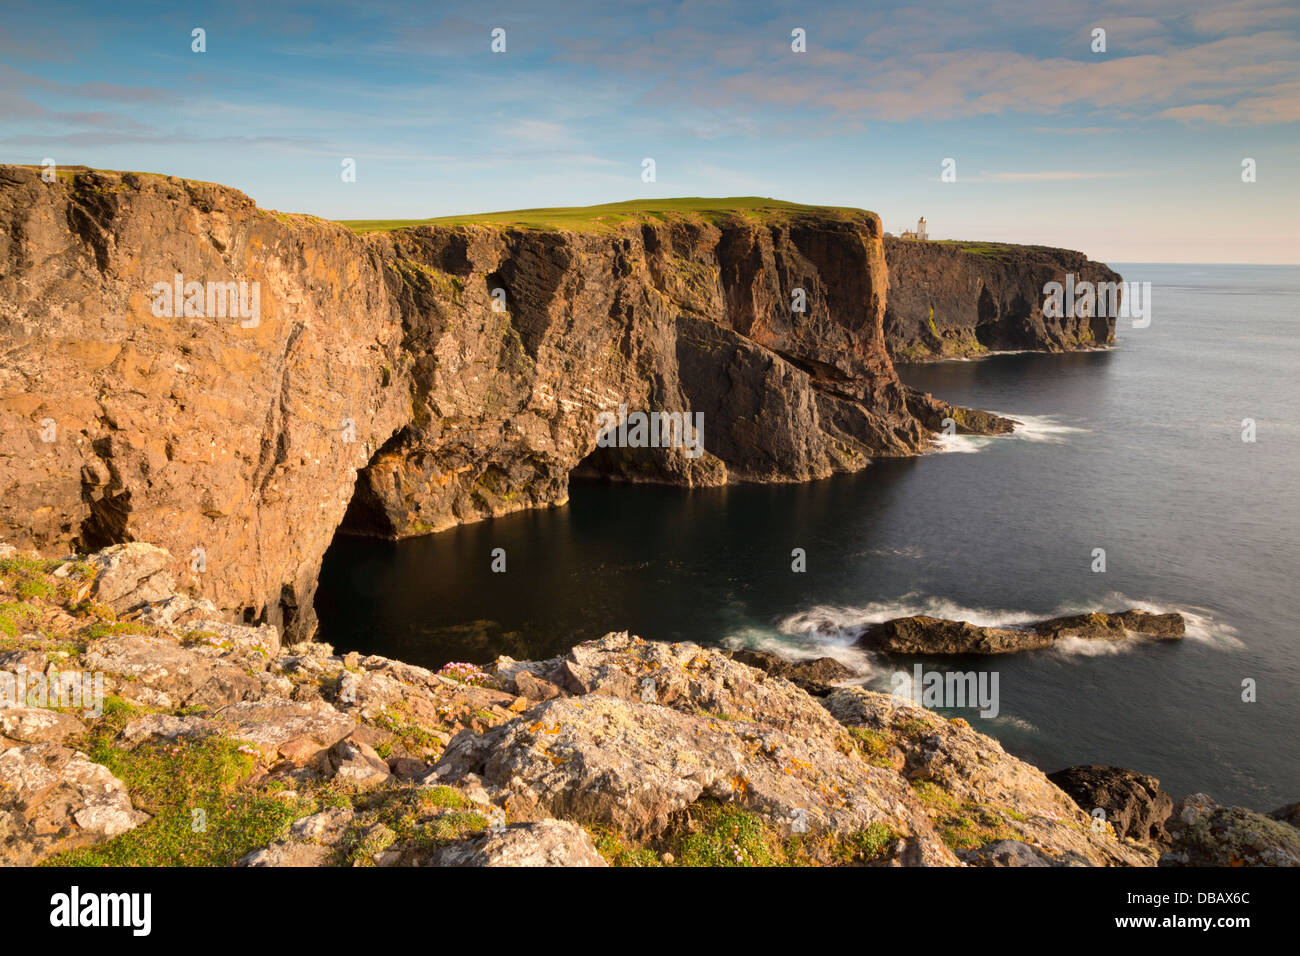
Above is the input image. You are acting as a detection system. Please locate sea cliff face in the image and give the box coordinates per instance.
[883,237,1121,361]
[0,166,1095,640]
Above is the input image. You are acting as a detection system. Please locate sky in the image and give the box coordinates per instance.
[1,0,1297,263]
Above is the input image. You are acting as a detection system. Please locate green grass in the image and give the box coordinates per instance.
[672,801,783,867]
[340,197,873,235]
[44,697,301,866]
[587,825,663,867]
[0,601,40,638]
[934,240,1026,259]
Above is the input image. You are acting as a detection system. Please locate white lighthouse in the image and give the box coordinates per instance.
[901,217,929,240]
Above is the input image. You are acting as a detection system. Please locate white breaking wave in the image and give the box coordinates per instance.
[720,626,877,676]
[932,413,1089,454]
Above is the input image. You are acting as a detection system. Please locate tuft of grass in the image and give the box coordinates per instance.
[43,696,300,866]
[586,825,663,867]
[0,601,41,637]
[671,801,783,867]
[419,786,471,811]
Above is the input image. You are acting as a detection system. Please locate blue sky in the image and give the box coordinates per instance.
[2,0,1297,262]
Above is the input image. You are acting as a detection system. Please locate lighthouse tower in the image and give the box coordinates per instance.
[916,217,928,240]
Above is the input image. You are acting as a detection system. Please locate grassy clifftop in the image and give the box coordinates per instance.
[339,196,876,234]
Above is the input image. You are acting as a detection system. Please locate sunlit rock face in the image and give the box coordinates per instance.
[1,167,935,639]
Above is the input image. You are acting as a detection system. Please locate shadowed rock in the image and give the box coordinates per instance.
[1047,765,1173,845]
[725,648,857,695]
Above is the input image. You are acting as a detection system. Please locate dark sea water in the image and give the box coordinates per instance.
[316,263,1299,810]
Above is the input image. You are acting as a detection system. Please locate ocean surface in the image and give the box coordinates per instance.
[316,263,1299,810]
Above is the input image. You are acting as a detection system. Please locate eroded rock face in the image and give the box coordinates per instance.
[883,237,1120,361]
[0,166,960,640]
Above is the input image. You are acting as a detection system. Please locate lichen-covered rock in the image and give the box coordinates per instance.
[0,742,149,864]
[118,713,217,746]
[444,635,957,865]
[0,705,85,745]
[82,633,264,710]
[1161,793,1300,867]
[322,737,391,788]
[428,820,607,867]
[822,686,1154,866]
[86,543,175,614]
[957,839,1090,867]
[215,697,355,762]
[237,841,333,867]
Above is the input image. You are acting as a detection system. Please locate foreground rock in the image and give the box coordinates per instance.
[0,743,149,864]
[442,634,958,865]
[427,821,607,867]
[1048,766,1173,845]
[0,541,1261,867]
[1161,793,1300,867]
[822,687,1154,866]
[858,610,1185,655]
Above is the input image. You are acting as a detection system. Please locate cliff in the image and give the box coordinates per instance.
[0,167,1098,642]
[883,237,1120,361]
[0,168,946,641]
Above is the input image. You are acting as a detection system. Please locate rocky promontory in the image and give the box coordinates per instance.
[883,237,1121,362]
